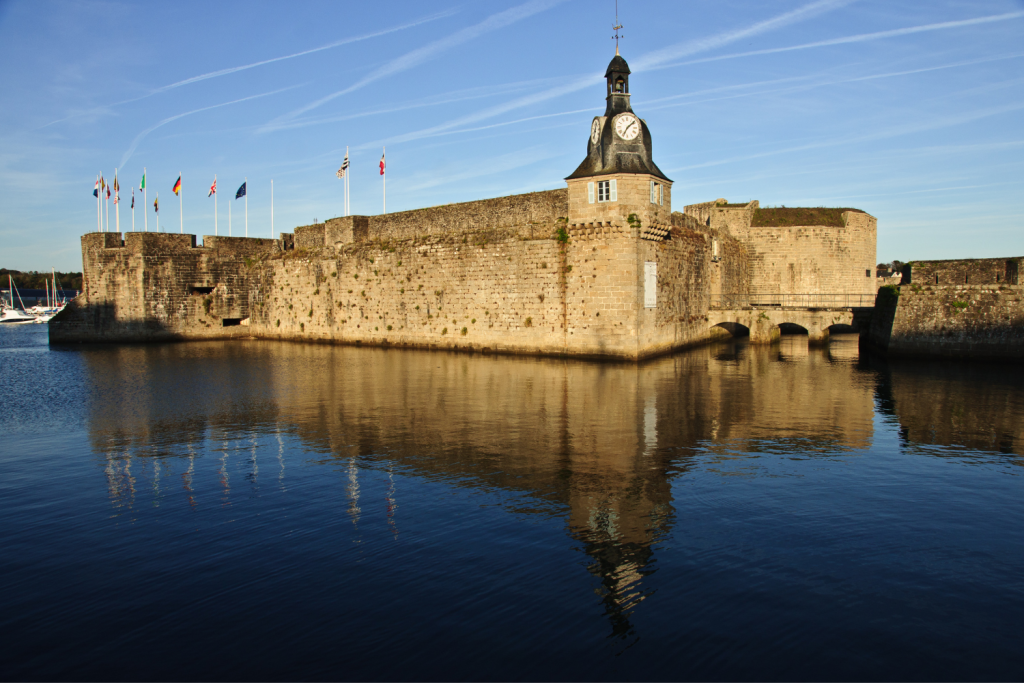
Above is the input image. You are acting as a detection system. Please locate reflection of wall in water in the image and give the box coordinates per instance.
[883,361,1024,458]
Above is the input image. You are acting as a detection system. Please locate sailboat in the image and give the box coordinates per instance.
[30,270,66,323]
[1,275,37,324]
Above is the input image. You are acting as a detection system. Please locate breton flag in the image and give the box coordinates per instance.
[235,181,246,199]
[379,148,385,176]
[336,152,349,179]
[93,179,99,197]
[208,178,217,197]
[140,172,146,191]
[172,175,181,196]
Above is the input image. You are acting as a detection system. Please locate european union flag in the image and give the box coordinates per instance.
[235,182,246,199]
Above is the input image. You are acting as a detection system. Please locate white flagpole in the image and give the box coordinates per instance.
[105,181,109,232]
[179,172,183,234]
[214,175,218,236]
[271,179,274,238]
[96,175,101,233]
[229,197,232,236]
[244,177,248,237]
[346,146,350,217]
[156,192,160,232]
[382,146,386,215]
[115,168,120,233]
[143,168,148,232]
[132,189,135,232]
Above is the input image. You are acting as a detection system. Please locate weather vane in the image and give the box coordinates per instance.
[612,0,623,54]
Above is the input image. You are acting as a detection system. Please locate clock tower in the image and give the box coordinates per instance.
[565,51,672,236]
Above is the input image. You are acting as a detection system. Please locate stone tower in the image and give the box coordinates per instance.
[565,52,673,233]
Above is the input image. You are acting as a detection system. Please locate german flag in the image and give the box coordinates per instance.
[172,175,181,196]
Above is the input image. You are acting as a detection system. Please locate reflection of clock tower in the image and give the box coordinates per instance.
[565,51,672,234]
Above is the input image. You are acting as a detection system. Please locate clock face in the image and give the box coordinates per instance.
[614,114,640,141]
[590,119,601,144]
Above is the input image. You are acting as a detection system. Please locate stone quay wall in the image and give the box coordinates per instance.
[870,281,1024,361]
[49,232,280,343]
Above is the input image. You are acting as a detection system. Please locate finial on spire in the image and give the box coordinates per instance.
[612,0,623,54]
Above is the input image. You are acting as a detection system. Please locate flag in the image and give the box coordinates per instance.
[106,186,111,199]
[379,149,385,176]
[235,182,246,199]
[172,175,181,196]
[100,177,105,189]
[131,188,135,209]
[113,190,118,204]
[154,197,159,213]
[336,153,349,179]
[113,177,119,192]
[208,178,217,197]
[93,179,99,197]
[140,172,146,190]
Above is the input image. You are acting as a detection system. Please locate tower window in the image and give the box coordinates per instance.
[615,78,624,93]
[597,179,617,202]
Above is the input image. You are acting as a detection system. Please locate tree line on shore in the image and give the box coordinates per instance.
[1,269,83,291]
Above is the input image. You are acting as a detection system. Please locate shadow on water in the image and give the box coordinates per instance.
[3,324,1024,681]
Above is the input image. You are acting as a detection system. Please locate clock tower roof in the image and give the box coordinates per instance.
[565,52,670,182]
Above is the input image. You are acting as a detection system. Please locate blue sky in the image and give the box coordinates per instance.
[1,0,1022,271]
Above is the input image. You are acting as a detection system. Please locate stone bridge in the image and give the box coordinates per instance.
[708,294,876,344]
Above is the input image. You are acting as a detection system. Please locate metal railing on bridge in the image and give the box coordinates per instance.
[710,293,876,309]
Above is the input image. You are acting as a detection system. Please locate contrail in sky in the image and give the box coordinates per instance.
[148,10,457,97]
[377,0,852,146]
[120,86,298,167]
[38,11,454,129]
[655,11,1024,71]
[260,0,568,133]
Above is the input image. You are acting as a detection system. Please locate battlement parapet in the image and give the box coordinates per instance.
[906,257,1021,286]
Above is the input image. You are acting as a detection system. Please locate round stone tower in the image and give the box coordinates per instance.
[565,52,672,234]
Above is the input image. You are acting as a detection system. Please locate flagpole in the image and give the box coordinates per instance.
[244,176,248,238]
[214,175,218,236]
[105,181,109,232]
[229,197,232,236]
[96,175,101,233]
[115,168,120,233]
[382,146,386,215]
[132,190,135,232]
[346,146,350,217]
[143,168,148,232]
[156,192,160,232]
[179,172,183,234]
[271,179,274,238]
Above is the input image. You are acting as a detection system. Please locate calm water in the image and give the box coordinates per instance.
[1,325,1023,681]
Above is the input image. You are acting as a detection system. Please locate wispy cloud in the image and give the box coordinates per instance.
[120,86,299,166]
[654,10,1024,71]
[260,0,567,133]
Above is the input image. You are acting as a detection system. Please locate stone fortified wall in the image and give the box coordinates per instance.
[50,232,280,342]
[685,200,877,297]
[869,258,1024,361]
[54,189,753,359]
